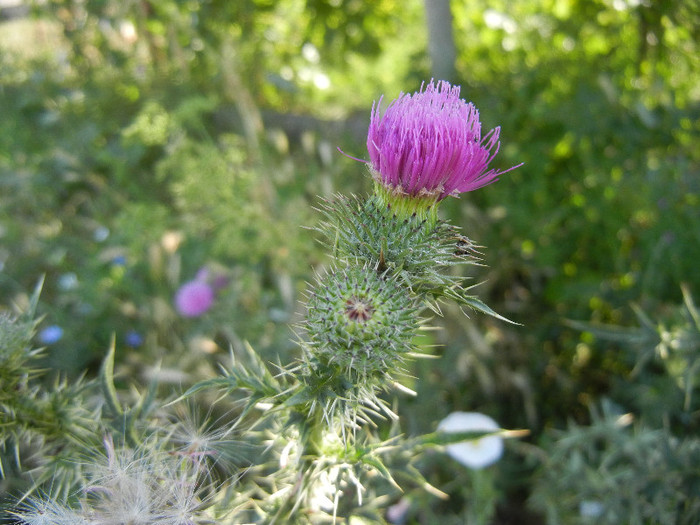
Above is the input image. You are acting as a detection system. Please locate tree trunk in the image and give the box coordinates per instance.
[424,0,457,82]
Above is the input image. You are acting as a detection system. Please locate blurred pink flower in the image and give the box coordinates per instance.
[174,280,215,317]
[211,274,230,292]
[195,266,229,292]
[367,80,520,201]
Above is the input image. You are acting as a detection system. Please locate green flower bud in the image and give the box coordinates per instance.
[315,194,478,295]
[305,265,419,380]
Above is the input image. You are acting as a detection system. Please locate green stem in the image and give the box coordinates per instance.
[465,468,497,525]
[100,337,139,446]
[271,409,325,522]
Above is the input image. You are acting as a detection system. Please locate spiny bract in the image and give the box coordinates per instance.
[316,194,479,294]
[305,264,420,379]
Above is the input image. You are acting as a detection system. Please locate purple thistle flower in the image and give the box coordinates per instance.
[174,280,215,317]
[195,266,229,292]
[367,80,520,202]
[194,267,210,282]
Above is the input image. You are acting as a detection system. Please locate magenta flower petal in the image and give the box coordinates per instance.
[367,80,519,201]
[174,281,215,317]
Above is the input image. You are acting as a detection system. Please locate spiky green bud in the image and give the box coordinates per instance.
[315,194,479,296]
[305,265,420,380]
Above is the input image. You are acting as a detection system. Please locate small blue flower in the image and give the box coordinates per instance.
[579,500,605,518]
[125,330,143,348]
[111,255,127,266]
[58,272,79,291]
[93,226,110,242]
[38,325,64,345]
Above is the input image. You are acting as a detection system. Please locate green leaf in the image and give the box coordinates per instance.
[565,319,657,346]
[361,454,400,490]
[682,283,700,329]
[175,377,242,401]
[419,429,506,447]
[24,276,45,322]
[99,336,123,418]
[446,287,520,325]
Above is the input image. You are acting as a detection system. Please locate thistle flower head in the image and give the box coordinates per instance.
[12,496,90,525]
[174,266,230,317]
[13,444,208,524]
[12,437,209,525]
[315,195,480,297]
[174,280,215,317]
[367,80,519,216]
[304,265,420,380]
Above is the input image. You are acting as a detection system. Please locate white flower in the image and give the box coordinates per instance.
[437,412,504,469]
[579,500,605,518]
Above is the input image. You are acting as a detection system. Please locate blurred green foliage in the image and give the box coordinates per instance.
[531,286,700,523]
[0,0,698,521]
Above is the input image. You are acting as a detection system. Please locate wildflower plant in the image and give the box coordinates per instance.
[173,79,522,520]
[0,279,99,497]
[8,80,523,523]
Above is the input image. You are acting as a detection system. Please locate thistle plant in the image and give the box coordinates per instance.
[301,81,519,427]
[8,80,522,524]
[177,79,522,520]
[0,279,99,500]
[304,265,420,383]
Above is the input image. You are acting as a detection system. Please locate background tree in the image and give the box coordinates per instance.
[424,0,457,81]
